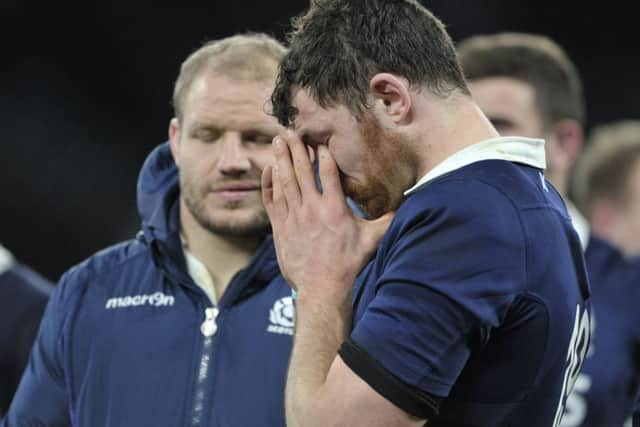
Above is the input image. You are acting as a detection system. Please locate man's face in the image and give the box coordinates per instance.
[467,76,564,188]
[290,88,416,218]
[170,74,283,236]
[467,77,544,137]
[612,158,640,256]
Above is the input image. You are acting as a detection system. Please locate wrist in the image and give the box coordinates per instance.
[295,286,353,330]
[295,282,353,308]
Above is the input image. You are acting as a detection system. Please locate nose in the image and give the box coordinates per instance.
[218,132,251,175]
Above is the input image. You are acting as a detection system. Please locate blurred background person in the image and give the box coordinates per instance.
[573,120,640,258]
[458,32,640,427]
[2,33,293,426]
[0,244,52,417]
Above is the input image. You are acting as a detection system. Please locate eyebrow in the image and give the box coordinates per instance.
[189,121,278,136]
[242,126,279,136]
[488,116,515,129]
[189,121,219,132]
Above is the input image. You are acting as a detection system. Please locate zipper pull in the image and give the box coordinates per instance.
[200,307,219,337]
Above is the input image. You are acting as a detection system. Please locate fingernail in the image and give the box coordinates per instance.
[273,136,284,153]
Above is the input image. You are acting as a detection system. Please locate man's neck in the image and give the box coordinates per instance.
[180,202,262,299]
[411,94,501,180]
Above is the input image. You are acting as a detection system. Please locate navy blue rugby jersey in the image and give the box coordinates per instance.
[561,237,640,427]
[338,137,591,427]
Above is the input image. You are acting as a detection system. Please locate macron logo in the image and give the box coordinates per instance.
[105,292,175,309]
[267,296,294,336]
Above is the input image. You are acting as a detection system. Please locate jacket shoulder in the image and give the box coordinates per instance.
[59,238,150,296]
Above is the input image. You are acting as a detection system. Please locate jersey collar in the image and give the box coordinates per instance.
[404,136,546,196]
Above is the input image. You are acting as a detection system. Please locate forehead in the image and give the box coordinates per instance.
[468,77,540,119]
[291,87,355,134]
[183,74,279,129]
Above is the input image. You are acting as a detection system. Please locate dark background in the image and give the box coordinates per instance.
[2,0,638,281]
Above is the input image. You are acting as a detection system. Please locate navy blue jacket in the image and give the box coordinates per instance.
[561,237,640,427]
[2,143,293,427]
[0,250,52,416]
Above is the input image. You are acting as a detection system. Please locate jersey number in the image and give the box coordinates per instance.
[553,304,591,427]
[560,374,591,427]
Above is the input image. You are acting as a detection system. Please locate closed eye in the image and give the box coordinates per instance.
[192,127,222,143]
[301,132,330,148]
[243,131,273,144]
[489,117,515,134]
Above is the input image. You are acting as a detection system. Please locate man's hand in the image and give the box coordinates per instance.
[262,131,394,302]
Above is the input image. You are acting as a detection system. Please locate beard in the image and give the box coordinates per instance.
[180,174,270,238]
[343,115,417,219]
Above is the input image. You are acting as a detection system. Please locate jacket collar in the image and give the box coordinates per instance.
[0,244,14,275]
[135,142,279,304]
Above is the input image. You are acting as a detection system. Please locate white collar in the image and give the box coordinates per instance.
[566,202,590,251]
[180,235,217,305]
[404,136,546,195]
[0,245,15,275]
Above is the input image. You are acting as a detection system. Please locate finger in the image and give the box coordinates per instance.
[262,164,288,222]
[273,136,302,207]
[261,165,274,208]
[307,145,316,164]
[284,130,318,198]
[317,144,345,200]
[272,165,288,215]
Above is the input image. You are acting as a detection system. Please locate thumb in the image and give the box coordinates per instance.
[358,211,395,253]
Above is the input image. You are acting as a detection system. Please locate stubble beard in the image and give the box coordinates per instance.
[180,175,270,238]
[344,115,416,219]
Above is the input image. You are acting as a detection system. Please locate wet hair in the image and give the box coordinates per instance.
[271,0,469,127]
[457,32,585,128]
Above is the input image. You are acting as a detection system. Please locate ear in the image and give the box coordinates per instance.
[168,118,181,167]
[551,119,584,166]
[369,73,411,124]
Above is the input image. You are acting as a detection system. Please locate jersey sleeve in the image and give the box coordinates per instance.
[341,179,526,408]
[2,272,75,427]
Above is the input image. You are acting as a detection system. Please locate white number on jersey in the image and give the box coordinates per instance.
[560,374,591,427]
[554,304,591,427]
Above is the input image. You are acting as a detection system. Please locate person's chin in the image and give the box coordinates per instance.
[202,210,268,235]
[208,203,263,218]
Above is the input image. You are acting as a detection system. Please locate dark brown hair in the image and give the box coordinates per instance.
[457,32,585,128]
[271,0,469,127]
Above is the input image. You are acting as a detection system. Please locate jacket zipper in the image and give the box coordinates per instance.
[190,306,219,426]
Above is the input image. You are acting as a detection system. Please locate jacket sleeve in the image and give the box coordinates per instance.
[1,272,74,427]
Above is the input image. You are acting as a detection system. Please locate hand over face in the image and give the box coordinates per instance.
[261,131,394,302]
